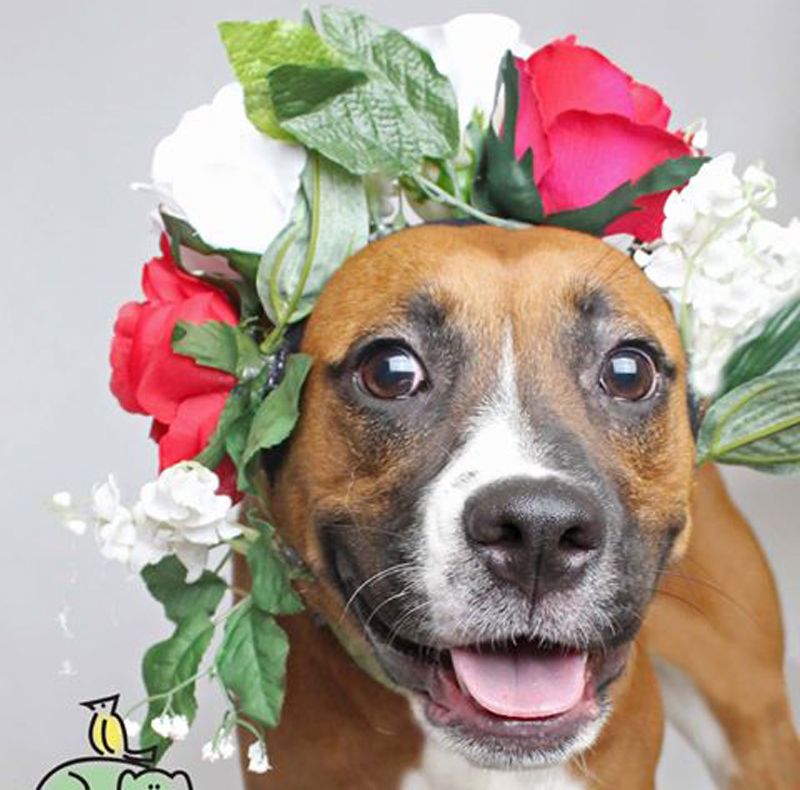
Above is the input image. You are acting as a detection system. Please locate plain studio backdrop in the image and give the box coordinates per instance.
[2,1,798,787]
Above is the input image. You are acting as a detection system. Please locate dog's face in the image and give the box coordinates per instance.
[268,224,695,769]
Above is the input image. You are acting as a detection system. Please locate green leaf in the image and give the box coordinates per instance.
[720,297,800,394]
[697,370,800,474]
[219,19,343,140]
[142,556,227,624]
[267,64,368,118]
[194,386,251,469]
[233,330,266,381]
[172,321,239,375]
[216,601,289,728]
[543,156,709,236]
[239,354,313,489]
[472,52,544,223]
[269,7,459,176]
[257,154,369,325]
[223,412,253,471]
[141,612,215,758]
[161,211,260,282]
[247,531,304,615]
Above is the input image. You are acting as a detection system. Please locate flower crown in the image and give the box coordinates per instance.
[53,8,800,772]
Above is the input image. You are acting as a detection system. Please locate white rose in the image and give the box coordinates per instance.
[148,83,306,254]
[139,462,239,545]
[138,462,242,580]
[405,14,531,130]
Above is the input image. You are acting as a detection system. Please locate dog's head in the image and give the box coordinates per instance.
[267,224,695,768]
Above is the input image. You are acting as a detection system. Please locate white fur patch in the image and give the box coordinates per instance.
[419,331,562,635]
[401,737,587,790]
[654,658,738,786]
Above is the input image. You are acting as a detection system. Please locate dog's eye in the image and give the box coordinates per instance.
[600,347,658,401]
[356,345,427,399]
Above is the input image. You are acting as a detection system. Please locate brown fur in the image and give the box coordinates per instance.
[239,226,798,788]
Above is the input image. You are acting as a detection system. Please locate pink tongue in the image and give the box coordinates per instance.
[450,645,587,719]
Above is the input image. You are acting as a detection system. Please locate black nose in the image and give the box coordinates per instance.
[463,476,605,597]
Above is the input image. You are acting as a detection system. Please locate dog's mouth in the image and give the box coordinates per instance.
[354,596,630,761]
[327,543,632,763]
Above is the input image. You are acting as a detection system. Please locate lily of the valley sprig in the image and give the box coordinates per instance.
[53,6,800,771]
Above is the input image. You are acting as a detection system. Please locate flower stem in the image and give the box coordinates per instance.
[213,549,233,576]
[262,152,323,354]
[123,666,214,719]
[413,175,528,230]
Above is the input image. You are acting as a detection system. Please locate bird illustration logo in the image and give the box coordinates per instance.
[35,693,193,790]
[79,693,157,766]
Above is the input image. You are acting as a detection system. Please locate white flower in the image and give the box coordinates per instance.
[743,162,777,209]
[405,14,531,131]
[139,463,233,539]
[203,731,236,762]
[52,491,72,509]
[89,476,167,570]
[202,741,220,763]
[138,462,241,579]
[147,83,306,254]
[151,713,190,741]
[51,491,88,535]
[124,719,142,738]
[685,117,709,151]
[637,154,800,396]
[247,740,271,774]
[52,464,240,578]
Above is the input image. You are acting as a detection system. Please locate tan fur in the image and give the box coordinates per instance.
[239,226,798,788]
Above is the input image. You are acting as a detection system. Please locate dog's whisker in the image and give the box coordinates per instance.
[339,562,417,623]
[386,601,430,649]
[363,588,412,631]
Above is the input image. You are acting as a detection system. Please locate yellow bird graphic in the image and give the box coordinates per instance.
[79,694,157,765]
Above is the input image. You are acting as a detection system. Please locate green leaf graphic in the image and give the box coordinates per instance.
[141,612,215,758]
[257,153,369,325]
[697,370,800,474]
[720,296,800,394]
[161,212,260,282]
[268,7,458,175]
[239,354,312,488]
[248,532,304,616]
[216,602,289,727]
[142,556,227,624]
[472,51,544,223]
[543,156,708,236]
[172,321,239,375]
[219,20,343,140]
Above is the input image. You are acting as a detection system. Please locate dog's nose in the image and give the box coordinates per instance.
[463,477,605,596]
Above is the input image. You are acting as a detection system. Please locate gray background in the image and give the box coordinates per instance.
[2,1,797,787]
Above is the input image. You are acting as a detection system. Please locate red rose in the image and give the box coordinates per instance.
[110,236,240,497]
[515,36,692,240]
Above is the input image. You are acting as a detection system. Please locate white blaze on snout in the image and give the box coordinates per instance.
[419,331,564,635]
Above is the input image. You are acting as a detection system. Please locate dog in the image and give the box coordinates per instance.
[239,224,799,789]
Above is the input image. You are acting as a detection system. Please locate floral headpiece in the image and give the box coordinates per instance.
[53,8,800,771]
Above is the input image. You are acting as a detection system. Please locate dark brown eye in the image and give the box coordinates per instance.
[599,347,658,401]
[356,345,427,399]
